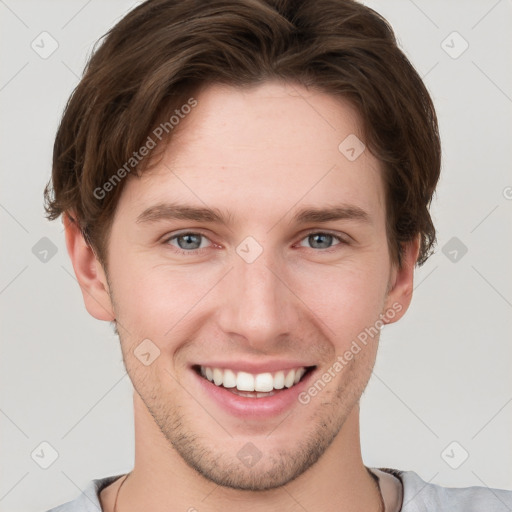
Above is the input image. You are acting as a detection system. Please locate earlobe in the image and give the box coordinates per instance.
[383,235,421,325]
[63,213,115,321]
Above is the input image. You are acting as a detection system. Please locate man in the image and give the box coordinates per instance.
[43,0,511,510]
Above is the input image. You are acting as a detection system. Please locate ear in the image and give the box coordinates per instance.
[63,213,115,321]
[382,235,421,325]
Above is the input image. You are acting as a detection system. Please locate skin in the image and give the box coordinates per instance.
[64,80,419,512]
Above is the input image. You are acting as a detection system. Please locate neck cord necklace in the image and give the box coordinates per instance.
[376,478,385,512]
[112,471,385,512]
[113,473,130,512]
[369,467,386,512]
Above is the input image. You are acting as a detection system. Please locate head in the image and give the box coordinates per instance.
[45,0,440,492]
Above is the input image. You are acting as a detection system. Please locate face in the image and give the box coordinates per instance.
[82,81,413,491]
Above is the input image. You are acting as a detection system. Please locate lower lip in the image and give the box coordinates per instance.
[192,367,315,419]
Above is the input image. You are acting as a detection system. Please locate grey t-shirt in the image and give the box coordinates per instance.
[45,466,512,511]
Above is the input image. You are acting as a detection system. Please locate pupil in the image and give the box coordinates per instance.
[310,233,332,249]
[178,234,201,250]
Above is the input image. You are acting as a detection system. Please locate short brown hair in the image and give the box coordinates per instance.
[44,0,441,268]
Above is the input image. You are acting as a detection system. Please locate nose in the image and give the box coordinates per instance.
[215,248,300,351]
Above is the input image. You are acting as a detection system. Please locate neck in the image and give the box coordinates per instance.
[102,392,382,512]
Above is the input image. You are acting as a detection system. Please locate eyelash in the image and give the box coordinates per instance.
[162,230,348,256]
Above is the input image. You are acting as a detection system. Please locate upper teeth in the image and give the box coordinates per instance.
[200,366,307,392]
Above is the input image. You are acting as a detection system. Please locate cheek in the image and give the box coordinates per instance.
[291,260,389,346]
[108,257,216,346]
[109,265,201,388]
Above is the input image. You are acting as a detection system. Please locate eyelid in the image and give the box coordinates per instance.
[162,228,213,241]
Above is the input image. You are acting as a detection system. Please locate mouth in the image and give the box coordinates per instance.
[192,364,316,398]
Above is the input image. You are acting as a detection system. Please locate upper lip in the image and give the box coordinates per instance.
[193,360,316,374]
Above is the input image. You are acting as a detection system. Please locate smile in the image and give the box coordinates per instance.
[194,365,315,398]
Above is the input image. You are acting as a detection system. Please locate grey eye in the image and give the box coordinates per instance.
[169,233,207,250]
[300,233,341,250]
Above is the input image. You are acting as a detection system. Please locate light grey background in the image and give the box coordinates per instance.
[0,0,511,511]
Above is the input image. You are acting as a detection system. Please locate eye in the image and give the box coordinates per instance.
[298,232,345,250]
[165,232,212,253]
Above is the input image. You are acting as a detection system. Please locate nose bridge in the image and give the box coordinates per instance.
[217,247,298,346]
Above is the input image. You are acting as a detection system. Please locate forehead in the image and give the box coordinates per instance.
[117,81,385,226]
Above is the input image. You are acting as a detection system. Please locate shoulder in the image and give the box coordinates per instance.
[44,475,124,512]
[382,467,512,512]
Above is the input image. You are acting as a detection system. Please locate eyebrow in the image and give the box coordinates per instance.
[135,202,371,226]
[136,203,233,224]
[293,205,370,224]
